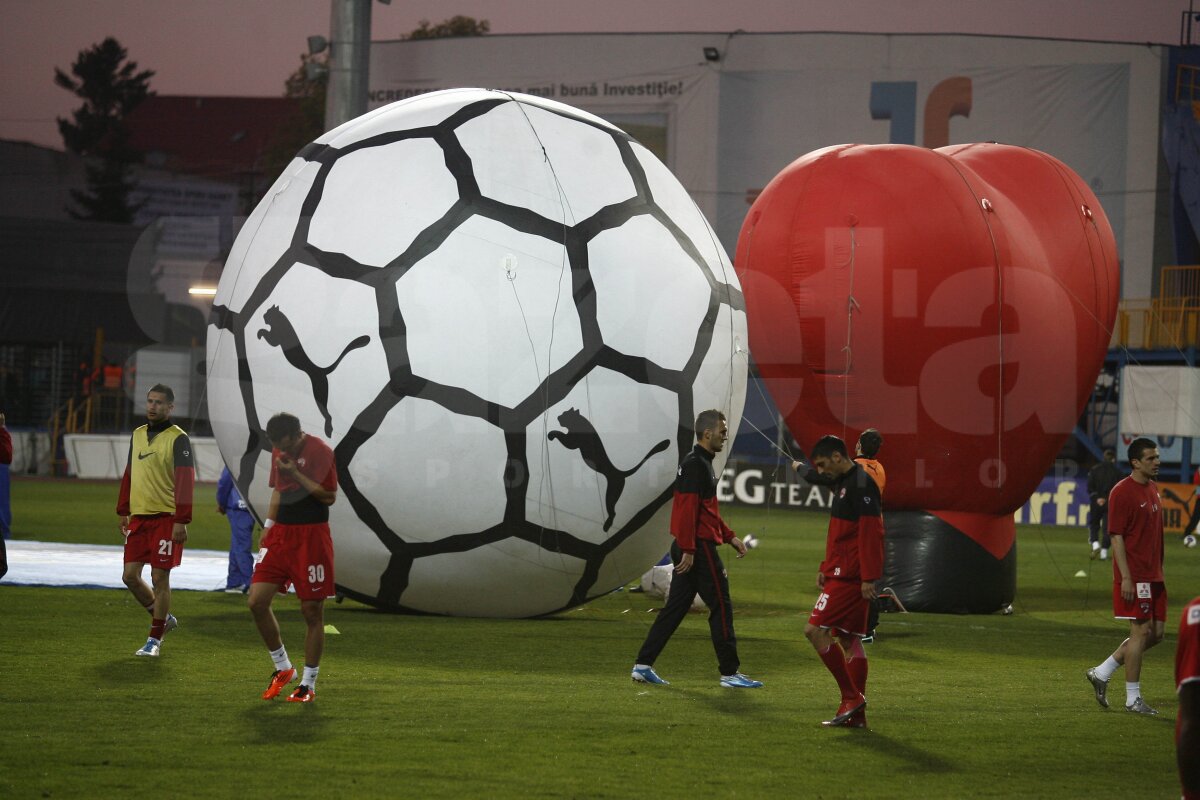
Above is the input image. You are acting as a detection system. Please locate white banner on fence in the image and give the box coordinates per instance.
[1120,366,1200,437]
[62,434,223,482]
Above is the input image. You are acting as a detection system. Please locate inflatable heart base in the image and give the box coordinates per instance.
[882,510,1016,614]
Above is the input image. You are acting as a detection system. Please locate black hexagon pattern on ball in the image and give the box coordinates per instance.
[209,94,745,615]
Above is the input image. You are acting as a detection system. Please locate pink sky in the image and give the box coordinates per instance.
[0,0,1183,150]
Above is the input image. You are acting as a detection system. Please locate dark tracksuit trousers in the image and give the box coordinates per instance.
[1088,501,1111,548]
[636,539,739,676]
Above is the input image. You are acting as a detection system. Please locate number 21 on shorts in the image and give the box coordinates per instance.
[307,564,326,583]
[158,540,173,556]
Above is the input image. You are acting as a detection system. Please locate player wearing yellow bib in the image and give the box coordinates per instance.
[116,384,194,658]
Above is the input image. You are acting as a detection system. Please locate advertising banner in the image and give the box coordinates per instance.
[721,462,1197,535]
[1005,475,1193,534]
[717,463,833,510]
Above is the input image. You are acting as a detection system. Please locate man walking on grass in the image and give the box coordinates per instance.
[251,412,338,703]
[1176,594,1200,799]
[630,409,762,689]
[1086,437,1167,714]
[117,384,194,657]
[804,434,884,728]
[1086,447,1122,561]
[794,427,886,641]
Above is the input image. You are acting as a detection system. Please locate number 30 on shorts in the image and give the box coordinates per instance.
[307,564,326,583]
[814,593,830,611]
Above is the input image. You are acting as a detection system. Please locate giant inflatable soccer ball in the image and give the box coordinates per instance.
[206,89,747,617]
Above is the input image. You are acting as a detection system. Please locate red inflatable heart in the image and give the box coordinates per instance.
[736,143,1118,558]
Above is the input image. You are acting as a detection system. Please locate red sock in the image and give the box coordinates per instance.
[149,618,166,640]
[847,654,868,698]
[841,636,868,697]
[818,644,860,701]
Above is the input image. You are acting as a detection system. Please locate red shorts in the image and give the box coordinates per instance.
[1112,580,1167,622]
[252,522,336,601]
[809,577,869,636]
[123,515,184,570]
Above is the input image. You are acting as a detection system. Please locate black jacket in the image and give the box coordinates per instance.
[1087,460,1123,502]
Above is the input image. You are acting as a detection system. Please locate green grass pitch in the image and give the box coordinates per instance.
[2,477,1197,798]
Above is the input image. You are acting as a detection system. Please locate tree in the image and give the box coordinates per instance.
[262,15,490,185]
[405,15,490,40]
[283,52,328,136]
[261,53,328,193]
[54,38,154,223]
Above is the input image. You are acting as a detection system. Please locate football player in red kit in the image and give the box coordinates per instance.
[250,412,338,703]
[805,435,884,728]
[118,384,194,658]
[630,409,762,689]
[1176,595,1200,800]
[1085,437,1166,715]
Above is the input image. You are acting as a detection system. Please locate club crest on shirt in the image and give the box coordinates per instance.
[298,458,307,467]
[838,488,846,498]
[1189,605,1200,626]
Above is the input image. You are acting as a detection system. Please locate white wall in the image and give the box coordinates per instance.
[369,32,1163,298]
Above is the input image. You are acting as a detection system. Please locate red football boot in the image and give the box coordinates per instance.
[286,685,316,703]
[846,708,868,729]
[822,693,866,727]
[262,667,296,700]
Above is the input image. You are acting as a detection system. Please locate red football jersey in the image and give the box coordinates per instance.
[269,434,338,525]
[669,444,734,553]
[1106,477,1163,582]
[1179,596,1200,693]
[820,464,885,582]
[269,434,337,494]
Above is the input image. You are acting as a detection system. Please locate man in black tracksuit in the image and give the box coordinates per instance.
[630,409,763,689]
[1087,448,1123,560]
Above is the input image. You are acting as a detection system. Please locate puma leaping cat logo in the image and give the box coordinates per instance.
[547,408,670,532]
[257,305,370,437]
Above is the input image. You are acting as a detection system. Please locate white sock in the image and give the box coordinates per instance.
[1094,656,1120,682]
[1091,541,1100,551]
[270,645,292,672]
[634,663,652,671]
[302,664,319,690]
[1125,681,1141,705]
[1100,548,1107,559]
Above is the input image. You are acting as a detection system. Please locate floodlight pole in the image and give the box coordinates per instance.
[324,0,375,132]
